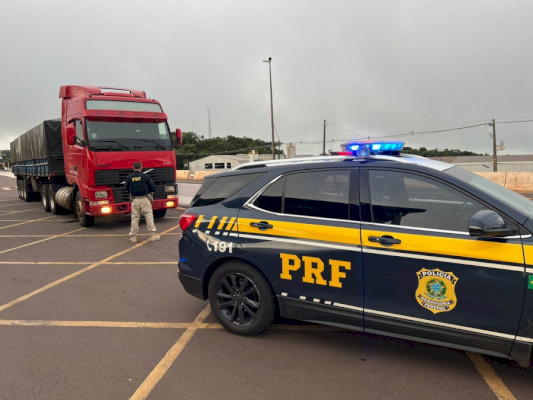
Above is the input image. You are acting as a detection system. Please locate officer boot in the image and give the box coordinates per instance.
[149,233,160,242]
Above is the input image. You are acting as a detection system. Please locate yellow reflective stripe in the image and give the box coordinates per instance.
[521,245,533,266]
[217,217,228,230]
[227,217,237,231]
[194,215,204,228]
[207,216,218,230]
[362,229,524,265]
[238,218,361,246]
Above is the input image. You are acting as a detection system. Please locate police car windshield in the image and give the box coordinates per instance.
[445,166,533,217]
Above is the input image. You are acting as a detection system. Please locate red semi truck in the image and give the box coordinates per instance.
[10,85,180,227]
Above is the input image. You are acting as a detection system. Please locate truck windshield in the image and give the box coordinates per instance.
[85,120,173,152]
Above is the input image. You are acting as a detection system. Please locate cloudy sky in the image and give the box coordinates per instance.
[1,0,533,156]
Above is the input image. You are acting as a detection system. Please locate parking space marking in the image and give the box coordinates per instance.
[0,225,180,313]
[467,352,517,400]
[0,215,55,230]
[0,209,43,216]
[0,319,519,400]
[0,319,192,329]
[0,261,93,265]
[130,303,212,400]
[0,261,176,265]
[0,227,86,255]
[0,219,59,222]
[0,233,181,238]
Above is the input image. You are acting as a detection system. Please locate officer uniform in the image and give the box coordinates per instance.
[125,167,159,243]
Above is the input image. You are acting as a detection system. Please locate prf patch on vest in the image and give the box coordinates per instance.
[415,268,458,314]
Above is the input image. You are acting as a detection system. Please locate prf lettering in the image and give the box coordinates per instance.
[132,177,142,182]
[280,253,351,288]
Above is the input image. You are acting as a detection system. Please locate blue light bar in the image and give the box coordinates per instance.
[341,140,404,156]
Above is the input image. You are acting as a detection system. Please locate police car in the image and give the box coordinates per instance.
[178,140,533,367]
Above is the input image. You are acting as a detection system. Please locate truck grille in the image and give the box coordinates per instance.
[95,167,175,203]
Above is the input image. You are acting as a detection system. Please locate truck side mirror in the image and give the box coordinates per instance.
[175,128,182,146]
[66,124,76,145]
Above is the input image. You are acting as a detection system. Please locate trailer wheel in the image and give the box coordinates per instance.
[17,178,23,199]
[75,191,94,227]
[41,184,51,212]
[22,177,32,202]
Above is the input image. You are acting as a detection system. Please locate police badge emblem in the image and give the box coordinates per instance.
[415,268,458,314]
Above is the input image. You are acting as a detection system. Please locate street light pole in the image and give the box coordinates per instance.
[263,57,275,159]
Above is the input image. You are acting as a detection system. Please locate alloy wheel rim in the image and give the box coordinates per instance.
[216,272,260,326]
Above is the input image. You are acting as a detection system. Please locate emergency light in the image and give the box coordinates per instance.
[338,140,404,158]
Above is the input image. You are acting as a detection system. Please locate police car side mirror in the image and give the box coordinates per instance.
[468,210,516,237]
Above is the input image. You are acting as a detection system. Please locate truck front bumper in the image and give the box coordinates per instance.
[87,198,178,216]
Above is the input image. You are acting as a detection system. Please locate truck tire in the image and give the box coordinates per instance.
[41,184,51,212]
[153,209,167,218]
[17,178,23,199]
[75,191,94,227]
[22,176,32,202]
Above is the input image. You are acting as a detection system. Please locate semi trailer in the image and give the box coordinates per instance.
[10,85,180,227]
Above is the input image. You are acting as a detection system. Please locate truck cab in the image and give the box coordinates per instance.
[59,85,179,226]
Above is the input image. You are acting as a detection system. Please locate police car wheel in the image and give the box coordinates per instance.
[208,261,275,336]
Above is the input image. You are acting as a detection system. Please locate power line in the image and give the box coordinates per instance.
[325,121,365,138]
[367,122,488,139]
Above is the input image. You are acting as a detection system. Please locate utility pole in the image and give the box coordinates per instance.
[323,120,326,155]
[489,119,498,172]
[263,57,275,159]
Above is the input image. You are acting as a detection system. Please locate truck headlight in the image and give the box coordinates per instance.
[165,185,176,193]
[95,190,108,199]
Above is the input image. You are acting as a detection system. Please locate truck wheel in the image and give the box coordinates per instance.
[208,261,276,336]
[49,186,61,215]
[22,177,32,202]
[75,191,94,227]
[17,178,23,199]
[41,184,51,212]
[153,209,167,218]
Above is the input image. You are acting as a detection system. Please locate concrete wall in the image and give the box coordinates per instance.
[474,172,533,193]
[456,162,533,172]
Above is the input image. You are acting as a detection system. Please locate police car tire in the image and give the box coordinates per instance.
[208,261,276,336]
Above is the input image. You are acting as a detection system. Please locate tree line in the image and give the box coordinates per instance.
[0,136,485,169]
[401,147,485,157]
[174,132,281,169]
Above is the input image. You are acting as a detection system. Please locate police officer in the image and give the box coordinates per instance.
[125,161,160,243]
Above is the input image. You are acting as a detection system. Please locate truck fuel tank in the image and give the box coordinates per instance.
[55,186,74,211]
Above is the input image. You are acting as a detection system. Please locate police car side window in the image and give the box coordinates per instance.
[284,170,350,219]
[192,173,265,207]
[369,170,485,232]
[253,177,284,213]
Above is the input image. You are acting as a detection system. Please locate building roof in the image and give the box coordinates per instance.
[430,155,533,164]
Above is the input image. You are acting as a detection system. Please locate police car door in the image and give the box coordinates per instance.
[360,167,525,358]
[239,168,364,329]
